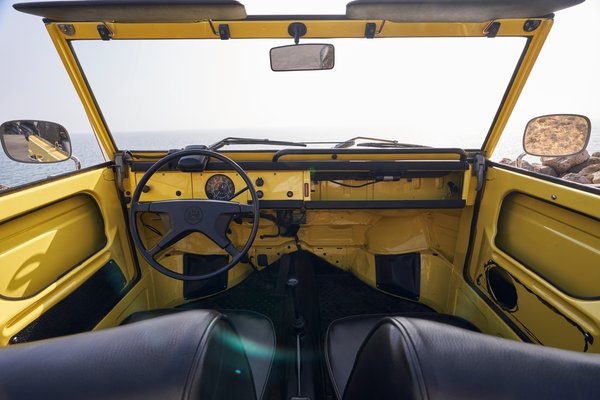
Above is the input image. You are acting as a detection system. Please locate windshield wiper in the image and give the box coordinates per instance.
[357,142,428,148]
[334,136,425,149]
[209,137,307,151]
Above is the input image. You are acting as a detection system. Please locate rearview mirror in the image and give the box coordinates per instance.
[1,120,72,163]
[523,114,591,157]
[270,44,335,72]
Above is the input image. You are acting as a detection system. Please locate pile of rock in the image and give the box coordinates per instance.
[0,184,8,191]
[500,150,600,185]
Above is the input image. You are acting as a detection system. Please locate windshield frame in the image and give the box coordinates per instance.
[44,16,553,160]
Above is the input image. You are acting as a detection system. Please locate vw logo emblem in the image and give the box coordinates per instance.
[184,206,203,224]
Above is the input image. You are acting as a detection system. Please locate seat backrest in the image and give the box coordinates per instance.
[0,310,256,400]
[344,317,600,400]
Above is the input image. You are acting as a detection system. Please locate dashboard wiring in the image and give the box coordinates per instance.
[328,180,381,188]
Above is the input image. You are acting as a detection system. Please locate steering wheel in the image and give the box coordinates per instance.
[129,149,260,281]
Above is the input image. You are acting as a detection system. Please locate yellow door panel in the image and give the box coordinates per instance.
[0,194,106,299]
[0,167,147,346]
[496,193,600,298]
[467,165,600,353]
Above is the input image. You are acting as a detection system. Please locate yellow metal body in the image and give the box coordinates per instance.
[1,11,599,357]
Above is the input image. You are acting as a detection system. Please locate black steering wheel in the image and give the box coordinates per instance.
[129,149,260,281]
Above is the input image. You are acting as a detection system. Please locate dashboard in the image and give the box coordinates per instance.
[126,148,474,209]
[131,169,467,209]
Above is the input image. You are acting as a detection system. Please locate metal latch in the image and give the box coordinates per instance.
[97,24,112,41]
[472,153,486,191]
[114,151,129,194]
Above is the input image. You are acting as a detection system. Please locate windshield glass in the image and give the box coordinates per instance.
[73,37,525,150]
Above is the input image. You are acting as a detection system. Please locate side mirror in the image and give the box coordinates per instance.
[270,44,335,72]
[0,120,76,165]
[523,114,591,157]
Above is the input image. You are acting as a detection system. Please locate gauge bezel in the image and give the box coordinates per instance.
[205,174,235,200]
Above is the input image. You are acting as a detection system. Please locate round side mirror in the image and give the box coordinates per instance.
[523,114,591,157]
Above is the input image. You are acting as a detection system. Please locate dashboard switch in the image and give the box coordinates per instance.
[256,177,264,187]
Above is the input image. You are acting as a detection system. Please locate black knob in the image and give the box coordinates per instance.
[142,185,151,193]
[257,190,264,199]
[256,177,264,187]
[287,191,293,198]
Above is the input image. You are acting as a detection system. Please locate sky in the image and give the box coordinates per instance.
[0,0,599,159]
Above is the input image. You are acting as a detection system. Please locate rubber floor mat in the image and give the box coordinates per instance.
[178,267,284,324]
[314,258,434,332]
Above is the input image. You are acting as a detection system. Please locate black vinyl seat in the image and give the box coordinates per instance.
[0,310,260,400]
[123,308,276,400]
[325,313,478,399]
[327,316,600,400]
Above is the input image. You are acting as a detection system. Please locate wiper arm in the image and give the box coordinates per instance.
[209,137,307,151]
[333,136,410,149]
[357,142,428,148]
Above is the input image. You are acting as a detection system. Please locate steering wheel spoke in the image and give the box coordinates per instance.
[148,228,186,257]
[224,243,240,257]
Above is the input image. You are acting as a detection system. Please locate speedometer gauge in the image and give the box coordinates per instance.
[205,174,235,201]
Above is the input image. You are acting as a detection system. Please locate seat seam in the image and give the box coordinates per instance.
[221,309,276,400]
[392,318,431,400]
[324,322,344,400]
[180,312,223,400]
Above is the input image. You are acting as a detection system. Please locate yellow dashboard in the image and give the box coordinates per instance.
[130,170,466,207]
[122,147,475,209]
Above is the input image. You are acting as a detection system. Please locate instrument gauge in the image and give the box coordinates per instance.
[205,174,235,201]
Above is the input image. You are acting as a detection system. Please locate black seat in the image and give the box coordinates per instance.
[325,312,478,399]
[0,310,258,399]
[123,308,276,400]
[328,316,600,400]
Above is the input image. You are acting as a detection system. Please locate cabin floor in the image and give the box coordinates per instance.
[175,251,434,400]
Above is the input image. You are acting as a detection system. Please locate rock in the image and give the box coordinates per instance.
[0,184,9,191]
[508,159,534,171]
[567,157,600,173]
[579,164,600,176]
[542,150,590,174]
[592,151,600,158]
[499,158,512,165]
[592,172,600,184]
[531,164,557,177]
[561,173,592,184]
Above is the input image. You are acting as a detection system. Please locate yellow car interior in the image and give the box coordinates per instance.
[1,1,599,399]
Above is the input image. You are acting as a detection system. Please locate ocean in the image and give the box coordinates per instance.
[1,130,599,189]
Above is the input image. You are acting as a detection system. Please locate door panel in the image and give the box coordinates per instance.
[467,164,600,353]
[0,194,106,299]
[496,193,600,298]
[0,166,150,345]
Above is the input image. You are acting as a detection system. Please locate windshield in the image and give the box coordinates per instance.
[73,37,525,150]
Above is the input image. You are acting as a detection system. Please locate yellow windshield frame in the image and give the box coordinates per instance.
[44,17,553,160]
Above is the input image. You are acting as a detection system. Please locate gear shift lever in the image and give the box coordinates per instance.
[287,277,309,400]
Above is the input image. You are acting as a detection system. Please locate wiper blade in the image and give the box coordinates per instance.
[357,142,428,148]
[333,136,415,149]
[209,137,307,151]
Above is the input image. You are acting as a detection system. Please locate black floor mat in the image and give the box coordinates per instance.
[178,267,284,324]
[314,258,434,333]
